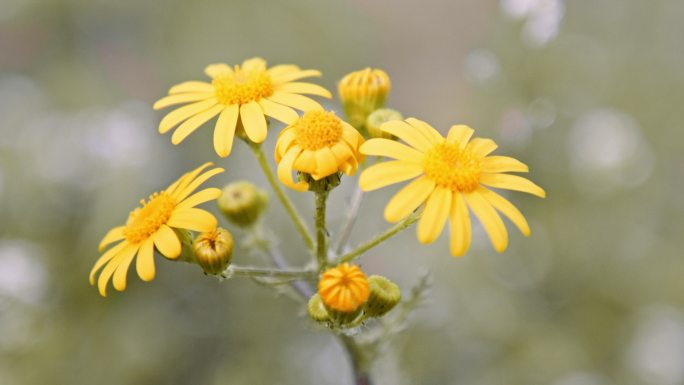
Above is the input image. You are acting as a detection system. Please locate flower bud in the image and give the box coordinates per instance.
[364,275,401,317]
[192,227,234,275]
[217,181,268,227]
[318,263,370,325]
[338,68,391,131]
[307,293,331,323]
[366,108,403,140]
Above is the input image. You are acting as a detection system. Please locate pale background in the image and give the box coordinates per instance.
[1,0,684,384]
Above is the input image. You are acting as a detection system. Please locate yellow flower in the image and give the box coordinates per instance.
[90,163,224,296]
[318,263,370,313]
[359,118,545,256]
[275,110,364,191]
[154,57,332,158]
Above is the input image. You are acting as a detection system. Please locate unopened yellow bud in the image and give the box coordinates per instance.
[364,275,401,317]
[218,181,268,227]
[307,293,331,323]
[366,108,403,139]
[318,263,370,325]
[338,68,391,131]
[193,227,234,275]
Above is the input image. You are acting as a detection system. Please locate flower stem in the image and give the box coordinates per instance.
[228,265,317,280]
[335,211,420,265]
[334,184,364,255]
[338,334,373,385]
[314,190,330,271]
[248,142,315,252]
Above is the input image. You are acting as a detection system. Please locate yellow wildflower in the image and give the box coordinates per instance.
[275,110,364,191]
[154,58,332,157]
[90,163,224,296]
[359,118,545,256]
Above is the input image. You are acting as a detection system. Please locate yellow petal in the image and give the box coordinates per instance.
[341,123,362,149]
[482,156,529,173]
[173,167,224,202]
[449,192,471,257]
[466,137,497,157]
[271,69,322,85]
[158,98,218,134]
[417,187,452,244]
[359,161,423,191]
[360,138,424,162]
[241,57,267,72]
[171,104,224,145]
[380,120,435,152]
[479,174,546,198]
[268,64,301,77]
[153,93,213,110]
[268,91,323,112]
[98,244,136,296]
[479,187,530,236]
[277,147,309,191]
[153,225,181,260]
[464,191,508,253]
[90,241,127,285]
[259,98,299,124]
[176,188,222,211]
[384,176,435,223]
[313,148,338,179]
[213,104,239,157]
[405,118,444,144]
[167,208,217,232]
[446,125,474,149]
[240,101,268,143]
[112,244,139,292]
[330,142,354,164]
[205,63,232,78]
[275,129,297,161]
[276,82,332,98]
[169,81,214,94]
[293,149,317,174]
[166,162,214,197]
[135,238,155,282]
[98,226,125,252]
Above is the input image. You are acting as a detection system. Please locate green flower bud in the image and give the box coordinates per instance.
[364,275,401,317]
[366,108,403,140]
[307,293,331,323]
[192,227,234,275]
[218,181,268,227]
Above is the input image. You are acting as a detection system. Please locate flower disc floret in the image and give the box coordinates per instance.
[293,111,344,150]
[124,193,176,244]
[423,143,482,193]
[212,67,273,105]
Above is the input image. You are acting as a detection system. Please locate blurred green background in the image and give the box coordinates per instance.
[2,0,684,384]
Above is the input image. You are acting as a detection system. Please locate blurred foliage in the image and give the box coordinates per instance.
[1,0,684,384]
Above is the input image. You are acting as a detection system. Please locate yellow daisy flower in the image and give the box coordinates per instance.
[318,263,370,313]
[275,110,365,191]
[90,163,224,296]
[154,57,332,158]
[359,118,545,256]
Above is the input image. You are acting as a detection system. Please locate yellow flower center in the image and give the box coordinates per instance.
[423,143,482,192]
[212,66,274,105]
[294,111,343,151]
[124,192,176,244]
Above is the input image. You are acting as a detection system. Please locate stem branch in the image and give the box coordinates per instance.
[314,190,330,271]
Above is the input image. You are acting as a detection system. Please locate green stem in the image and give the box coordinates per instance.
[335,211,420,265]
[248,142,315,252]
[314,190,330,271]
[228,265,316,280]
[338,334,373,385]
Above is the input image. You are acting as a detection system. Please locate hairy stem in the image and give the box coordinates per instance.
[227,265,317,280]
[314,190,330,271]
[335,211,421,265]
[248,142,315,252]
[338,334,373,385]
